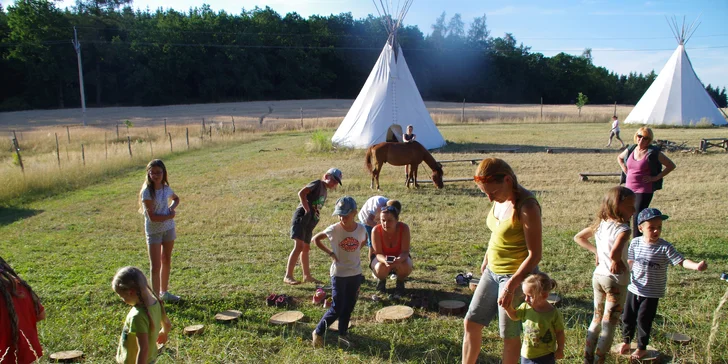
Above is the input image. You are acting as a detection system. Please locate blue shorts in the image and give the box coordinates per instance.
[146,228,176,245]
[522,353,555,364]
[464,267,525,339]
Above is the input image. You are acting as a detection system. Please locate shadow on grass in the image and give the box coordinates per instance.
[438,141,622,155]
[0,206,43,226]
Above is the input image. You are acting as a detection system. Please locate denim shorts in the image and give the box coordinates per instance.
[146,228,176,245]
[464,267,526,339]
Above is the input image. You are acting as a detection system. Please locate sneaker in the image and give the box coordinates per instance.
[376,279,386,293]
[312,330,323,348]
[160,291,180,303]
[395,280,405,296]
[312,288,326,304]
[389,273,397,280]
[720,272,728,281]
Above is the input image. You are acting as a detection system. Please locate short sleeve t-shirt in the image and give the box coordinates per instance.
[297,180,327,222]
[324,222,367,277]
[0,284,44,364]
[116,302,162,364]
[612,120,620,132]
[594,220,631,285]
[357,196,388,227]
[628,237,684,298]
[515,303,565,359]
[141,185,175,234]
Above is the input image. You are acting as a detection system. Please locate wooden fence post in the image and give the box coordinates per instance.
[186,128,189,149]
[461,98,465,123]
[164,118,167,135]
[104,132,108,160]
[208,126,211,138]
[55,133,60,168]
[231,116,235,133]
[168,132,173,152]
[81,144,85,166]
[127,136,133,157]
[12,131,24,174]
[116,123,119,139]
[147,128,153,158]
[66,126,71,144]
[613,101,617,116]
[540,97,543,120]
[300,108,304,129]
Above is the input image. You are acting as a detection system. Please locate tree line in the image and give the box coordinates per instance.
[1,0,726,111]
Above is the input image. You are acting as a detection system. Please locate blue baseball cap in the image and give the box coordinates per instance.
[326,168,343,185]
[332,196,357,216]
[637,208,669,225]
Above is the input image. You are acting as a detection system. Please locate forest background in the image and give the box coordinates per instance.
[1,0,727,112]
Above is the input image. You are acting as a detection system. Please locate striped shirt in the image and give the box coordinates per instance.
[627,237,684,298]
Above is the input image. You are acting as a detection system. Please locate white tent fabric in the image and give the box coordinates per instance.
[332,43,446,149]
[625,45,726,126]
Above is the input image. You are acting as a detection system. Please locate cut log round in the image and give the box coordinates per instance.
[376,305,414,323]
[547,293,561,305]
[438,300,466,315]
[610,343,660,361]
[469,278,479,292]
[269,310,304,325]
[328,319,353,332]
[215,309,242,322]
[184,324,205,335]
[667,332,691,344]
[50,350,84,362]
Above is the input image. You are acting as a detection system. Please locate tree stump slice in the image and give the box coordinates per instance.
[469,278,479,292]
[667,332,691,344]
[611,343,660,362]
[438,300,467,315]
[376,305,414,323]
[547,293,561,305]
[184,324,205,335]
[328,319,353,332]
[215,309,242,322]
[50,350,84,362]
[269,310,304,325]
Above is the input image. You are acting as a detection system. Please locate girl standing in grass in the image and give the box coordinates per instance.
[573,186,635,364]
[140,159,180,302]
[113,266,171,364]
[503,272,565,364]
[0,256,45,364]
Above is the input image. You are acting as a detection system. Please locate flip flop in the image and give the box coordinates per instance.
[266,293,278,306]
[283,277,301,285]
[275,294,291,308]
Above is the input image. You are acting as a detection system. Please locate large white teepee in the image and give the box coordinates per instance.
[625,18,727,126]
[332,1,446,149]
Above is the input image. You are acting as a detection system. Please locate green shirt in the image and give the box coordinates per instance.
[116,301,162,364]
[515,302,564,359]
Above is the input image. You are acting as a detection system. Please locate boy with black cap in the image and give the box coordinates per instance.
[311,196,367,348]
[618,208,708,360]
[284,168,343,285]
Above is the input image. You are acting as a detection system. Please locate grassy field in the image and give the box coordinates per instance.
[2,122,728,363]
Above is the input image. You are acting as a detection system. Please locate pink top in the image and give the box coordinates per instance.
[626,152,653,193]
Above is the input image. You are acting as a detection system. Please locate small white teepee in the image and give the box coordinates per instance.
[625,17,727,126]
[332,0,446,149]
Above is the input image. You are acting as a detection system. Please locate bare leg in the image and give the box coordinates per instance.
[147,243,162,295]
[462,319,484,364]
[284,239,304,284]
[618,343,631,354]
[503,337,520,364]
[160,240,175,293]
[301,244,321,283]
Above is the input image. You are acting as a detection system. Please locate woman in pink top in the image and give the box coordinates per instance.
[617,127,675,237]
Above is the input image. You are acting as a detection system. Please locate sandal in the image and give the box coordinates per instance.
[275,294,290,308]
[266,293,278,306]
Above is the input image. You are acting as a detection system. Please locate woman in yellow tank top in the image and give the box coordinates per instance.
[462,158,543,364]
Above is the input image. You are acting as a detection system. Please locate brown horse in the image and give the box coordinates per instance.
[365,141,444,190]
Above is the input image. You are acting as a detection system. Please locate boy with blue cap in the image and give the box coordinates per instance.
[311,196,367,348]
[618,208,707,360]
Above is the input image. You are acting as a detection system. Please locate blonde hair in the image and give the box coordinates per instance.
[591,186,635,231]
[523,272,557,297]
[112,266,166,332]
[475,158,529,222]
[633,127,654,143]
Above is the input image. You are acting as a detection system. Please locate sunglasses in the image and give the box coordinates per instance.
[381,205,398,213]
[636,134,649,140]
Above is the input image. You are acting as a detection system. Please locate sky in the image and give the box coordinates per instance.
[3,0,727,88]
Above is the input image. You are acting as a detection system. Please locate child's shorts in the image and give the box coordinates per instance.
[146,228,176,245]
[521,353,555,364]
[290,207,318,243]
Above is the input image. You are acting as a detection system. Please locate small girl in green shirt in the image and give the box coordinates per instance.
[504,272,565,364]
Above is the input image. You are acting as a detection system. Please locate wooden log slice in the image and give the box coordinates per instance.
[215,309,242,322]
[184,324,205,335]
[667,332,691,344]
[438,300,466,315]
[469,278,479,292]
[611,343,660,362]
[50,350,84,362]
[376,305,414,323]
[547,293,561,305]
[328,319,353,332]
[269,310,304,325]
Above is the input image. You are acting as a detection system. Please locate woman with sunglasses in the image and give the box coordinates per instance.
[370,204,412,298]
[617,127,676,238]
[462,158,543,364]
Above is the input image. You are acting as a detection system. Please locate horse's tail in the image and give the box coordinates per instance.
[365,146,374,174]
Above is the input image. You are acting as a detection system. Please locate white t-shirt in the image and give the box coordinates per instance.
[357,196,388,227]
[141,185,175,234]
[611,119,620,132]
[323,222,367,277]
[593,219,631,285]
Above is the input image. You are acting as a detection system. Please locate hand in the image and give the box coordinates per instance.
[157,331,168,345]
[594,253,599,267]
[555,349,564,359]
[329,253,339,262]
[610,260,626,274]
[303,206,311,214]
[641,175,656,183]
[168,210,176,219]
[498,287,514,309]
[480,260,488,275]
[697,261,708,271]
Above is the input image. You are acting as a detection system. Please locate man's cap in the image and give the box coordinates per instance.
[326,168,343,185]
[637,208,669,225]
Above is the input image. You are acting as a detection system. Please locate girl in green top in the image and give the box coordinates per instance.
[463,158,543,364]
[504,272,565,364]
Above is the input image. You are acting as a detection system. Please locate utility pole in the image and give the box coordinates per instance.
[72,26,87,127]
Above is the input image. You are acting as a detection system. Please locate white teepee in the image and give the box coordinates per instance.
[625,17,727,126]
[332,1,446,149]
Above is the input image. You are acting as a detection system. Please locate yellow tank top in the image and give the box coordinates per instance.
[486,194,539,275]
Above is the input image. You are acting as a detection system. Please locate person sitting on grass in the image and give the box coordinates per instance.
[370,204,412,299]
[618,208,708,360]
[284,168,343,285]
[311,196,367,349]
[357,196,401,257]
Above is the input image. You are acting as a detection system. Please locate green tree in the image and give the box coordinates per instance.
[576,92,589,116]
